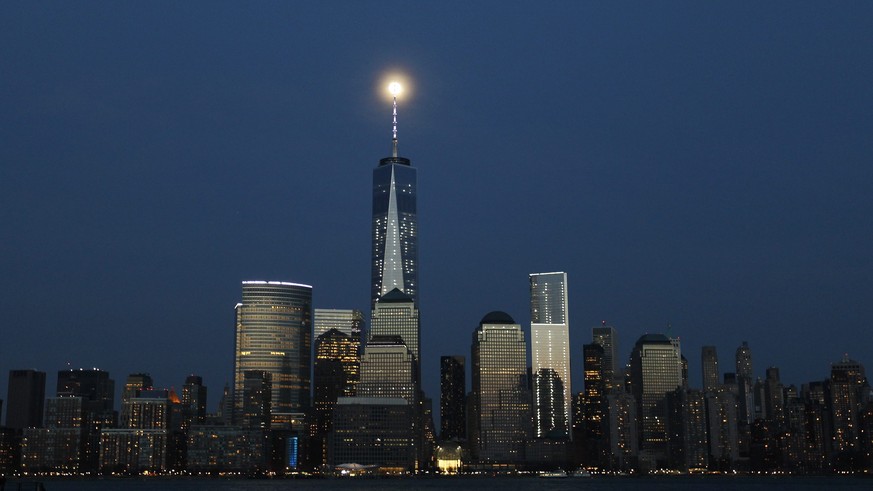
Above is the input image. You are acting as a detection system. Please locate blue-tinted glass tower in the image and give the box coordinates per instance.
[371,90,418,308]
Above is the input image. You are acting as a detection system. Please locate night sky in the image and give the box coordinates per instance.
[2,2,872,413]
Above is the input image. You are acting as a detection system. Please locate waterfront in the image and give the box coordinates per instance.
[5,476,872,491]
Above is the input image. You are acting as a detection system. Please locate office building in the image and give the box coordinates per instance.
[701,346,719,392]
[357,335,416,404]
[581,343,608,467]
[666,388,708,471]
[240,371,272,430]
[313,308,364,343]
[439,355,466,441]
[99,429,168,473]
[234,280,312,429]
[470,311,531,465]
[121,373,153,404]
[735,342,753,379]
[705,389,739,469]
[57,369,115,413]
[629,333,683,469]
[328,397,416,472]
[6,369,46,430]
[592,323,619,392]
[371,88,418,309]
[606,391,638,471]
[121,393,170,430]
[186,425,265,473]
[181,375,207,432]
[369,289,420,387]
[529,272,572,440]
[56,368,116,472]
[830,355,866,455]
[313,329,360,434]
[21,397,85,473]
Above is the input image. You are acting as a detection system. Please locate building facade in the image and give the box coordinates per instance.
[592,323,619,392]
[529,272,572,440]
[440,355,466,441]
[371,133,418,309]
[233,280,312,429]
[470,311,531,465]
[357,336,417,404]
[368,289,421,388]
[6,369,46,430]
[701,346,719,393]
[629,333,683,469]
[313,309,364,343]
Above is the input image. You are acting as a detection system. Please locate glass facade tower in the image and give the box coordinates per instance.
[630,333,683,469]
[371,156,417,309]
[233,280,312,428]
[529,272,571,440]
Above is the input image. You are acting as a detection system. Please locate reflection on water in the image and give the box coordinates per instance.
[7,476,873,491]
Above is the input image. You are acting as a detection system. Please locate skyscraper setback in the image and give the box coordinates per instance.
[371,85,418,308]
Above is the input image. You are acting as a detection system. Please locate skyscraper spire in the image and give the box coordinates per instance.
[389,81,402,157]
[372,78,416,310]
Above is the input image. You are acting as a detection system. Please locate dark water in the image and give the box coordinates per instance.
[5,476,872,491]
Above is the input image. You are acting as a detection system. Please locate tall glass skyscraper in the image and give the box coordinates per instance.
[529,272,571,440]
[630,333,683,469]
[233,280,312,429]
[371,97,418,308]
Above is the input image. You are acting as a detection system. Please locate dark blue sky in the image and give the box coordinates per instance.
[2,2,872,411]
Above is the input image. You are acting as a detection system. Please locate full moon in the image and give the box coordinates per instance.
[388,82,402,96]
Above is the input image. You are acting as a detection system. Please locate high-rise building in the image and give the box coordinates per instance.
[57,369,115,413]
[705,389,739,468]
[732,344,753,428]
[581,343,608,468]
[592,323,619,392]
[312,328,361,466]
[830,355,866,455]
[56,368,115,472]
[313,329,361,433]
[6,369,46,429]
[529,272,571,440]
[181,375,207,432]
[357,335,417,404]
[764,367,784,425]
[606,391,638,471]
[470,311,531,465]
[240,371,272,430]
[21,397,85,473]
[233,280,312,429]
[440,356,466,441]
[736,341,752,379]
[665,388,708,471]
[371,86,418,309]
[313,309,364,343]
[701,346,719,392]
[122,373,153,404]
[369,288,421,388]
[629,333,683,469]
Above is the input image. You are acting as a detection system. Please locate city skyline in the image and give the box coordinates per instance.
[2,2,873,414]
